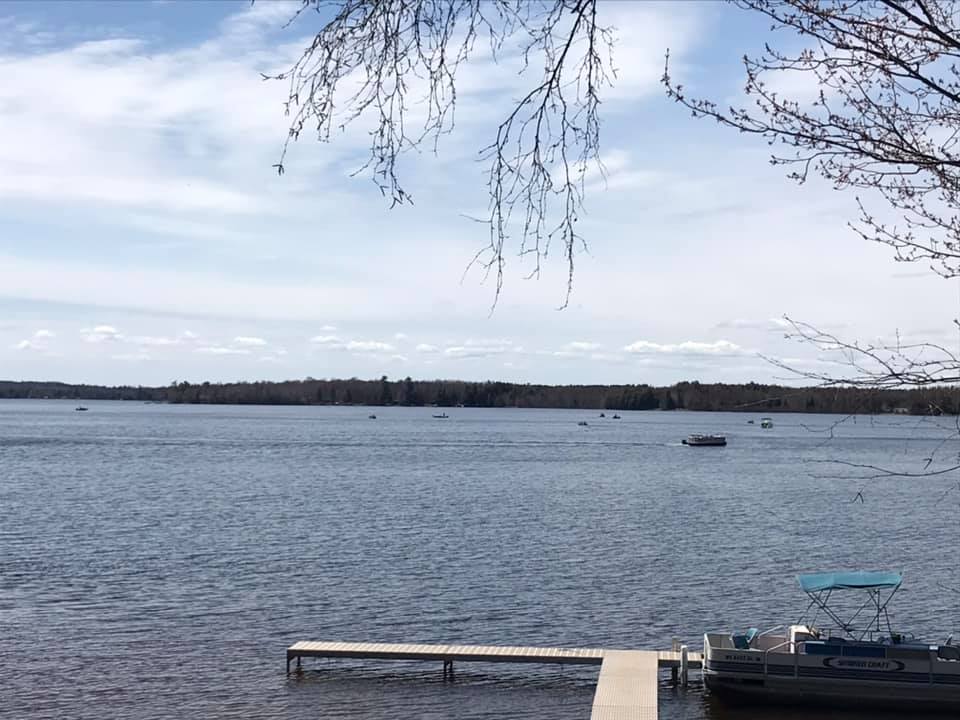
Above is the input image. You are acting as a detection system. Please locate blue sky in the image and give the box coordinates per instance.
[1,0,956,387]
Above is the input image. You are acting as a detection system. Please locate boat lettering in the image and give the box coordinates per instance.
[726,653,761,662]
[823,657,905,671]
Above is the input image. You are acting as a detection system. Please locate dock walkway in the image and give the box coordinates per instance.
[286,641,703,720]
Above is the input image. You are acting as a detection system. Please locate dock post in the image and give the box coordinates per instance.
[442,659,454,680]
[680,644,689,687]
[671,637,679,684]
[296,654,302,674]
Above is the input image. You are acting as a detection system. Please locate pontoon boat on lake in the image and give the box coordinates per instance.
[682,434,726,446]
[703,571,960,710]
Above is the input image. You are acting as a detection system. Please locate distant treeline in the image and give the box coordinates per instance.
[1,378,957,414]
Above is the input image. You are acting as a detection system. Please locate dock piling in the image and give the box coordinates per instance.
[670,637,679,684]
[679,644,689,687]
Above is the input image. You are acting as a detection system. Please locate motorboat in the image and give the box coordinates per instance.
[703,571,960,710]
[577,420,589,426]
[75,406,88,412]
[682,434,726,446]
[761,417,773,429]
[612,414,621,420]
[432,413,449,419]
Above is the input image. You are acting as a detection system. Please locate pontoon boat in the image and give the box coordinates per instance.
[703,571,960,710]
[682,434,726,446]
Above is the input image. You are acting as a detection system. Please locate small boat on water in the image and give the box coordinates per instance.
[75,406,88,412]
[432,413,449,419]
[761,417,773,429]
[612,414,621,420]
[368,414,377,419]
[703,571,960,710]
[577,420,589,426]
[599,412,606,418]
[682,433,726,446]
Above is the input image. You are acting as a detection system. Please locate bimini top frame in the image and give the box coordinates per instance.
[796,571,903,641]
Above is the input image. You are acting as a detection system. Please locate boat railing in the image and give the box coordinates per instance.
[762,639,805,678]
[757,625,787,638]
[812,625,911,644]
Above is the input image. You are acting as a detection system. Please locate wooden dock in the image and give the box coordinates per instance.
[286,641,702,719]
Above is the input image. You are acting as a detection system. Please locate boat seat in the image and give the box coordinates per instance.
[732,627,760,649]
[938,645,960,661]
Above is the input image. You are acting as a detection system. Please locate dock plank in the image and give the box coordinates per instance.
[590,650,658,720]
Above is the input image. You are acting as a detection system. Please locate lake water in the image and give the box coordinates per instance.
[2,400,958,720]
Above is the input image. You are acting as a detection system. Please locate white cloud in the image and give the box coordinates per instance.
[601,1,701,101]
[415,343,439,353]
[111,352,150,362]
[550,340,604,358]
[309,335,393,353]
[394,332,408,340]
[81,325,123,343]
[345,340,394,352]
[440,338,525,359]
[444,344,508,359]
[583,150,661,193]
[623,339,746,356]
[0,3,305,218]
[133,335,179,346]
[195,346,251,355]
[590,352,625,362]
[128,330,201,347]
[11,328,56,351]
[233,335,267,347]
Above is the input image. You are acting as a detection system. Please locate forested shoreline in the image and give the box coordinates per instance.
[0,378,956,415]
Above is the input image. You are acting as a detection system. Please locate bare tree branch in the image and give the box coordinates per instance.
[268,0,614,307]
[664,0,960,279]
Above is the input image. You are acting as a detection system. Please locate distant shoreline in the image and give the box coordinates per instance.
[0,378,953,415]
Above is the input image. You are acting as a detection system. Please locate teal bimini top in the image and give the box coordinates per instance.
[797,571,903,593]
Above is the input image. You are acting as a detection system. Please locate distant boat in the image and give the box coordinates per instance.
[747,420,755,424]
[682,433,726,447]
[368,414,377,419]
[612,414,621,420]
[75,406,88,412]
[432,413,449,419]
[578,420,589,426]
[599,412,606,418]
[761,417,773,429]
